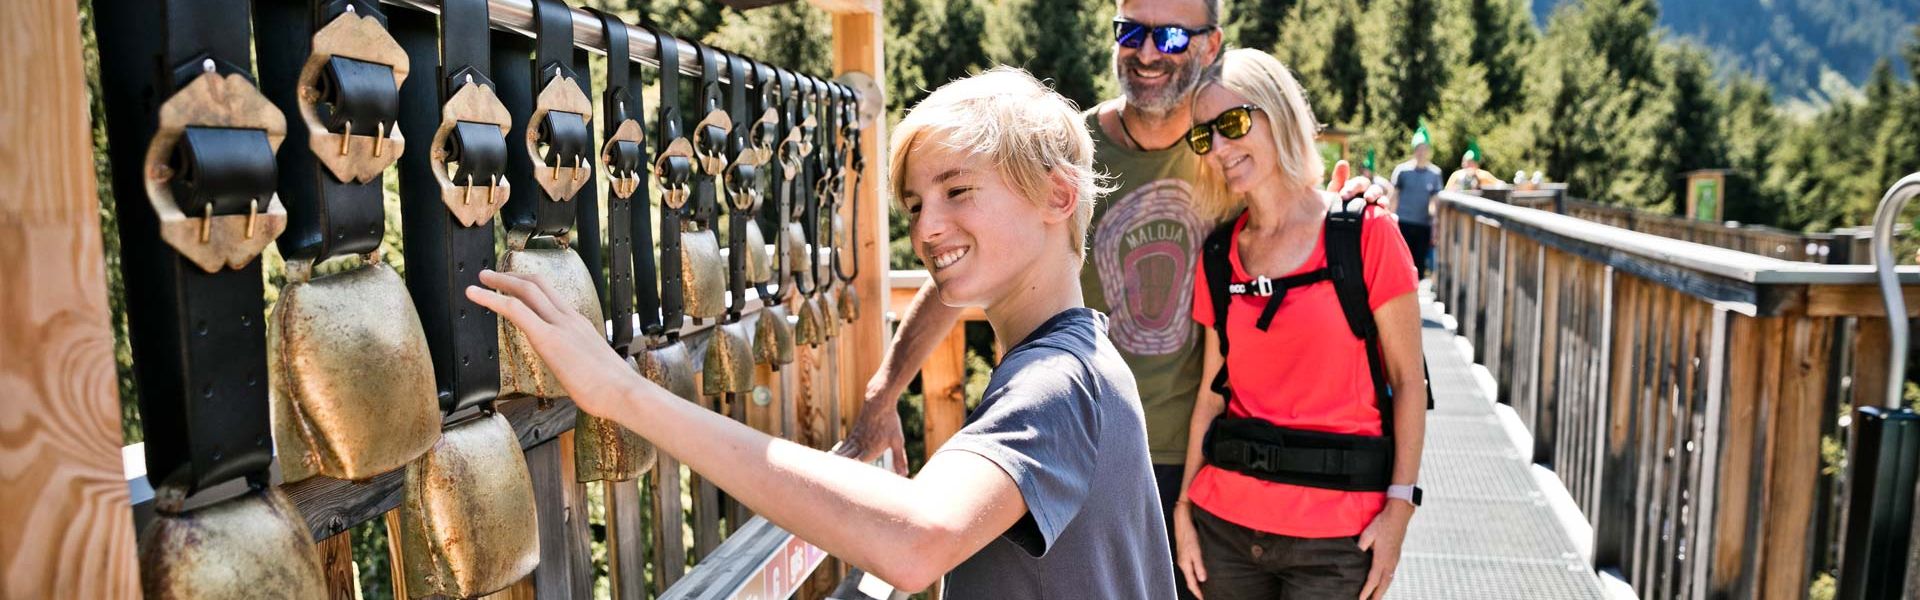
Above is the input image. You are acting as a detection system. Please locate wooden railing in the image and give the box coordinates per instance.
[1432,191,1920,598]
[1505,190,1846,263]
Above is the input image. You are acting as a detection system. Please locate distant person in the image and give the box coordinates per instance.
[1446,147,1503,191]
[468,68,1174,598]
[1390,128,1442,277]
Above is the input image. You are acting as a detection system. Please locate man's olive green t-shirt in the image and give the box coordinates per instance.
[1079,109,1211,465]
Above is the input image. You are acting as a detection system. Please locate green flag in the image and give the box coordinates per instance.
[1363,148,1376,172]
[1464,138,1483,163]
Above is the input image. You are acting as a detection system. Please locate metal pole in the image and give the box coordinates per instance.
[1869,173,1920,409]
[381,0,749,81]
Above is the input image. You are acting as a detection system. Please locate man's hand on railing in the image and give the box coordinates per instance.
[838,388,909,476]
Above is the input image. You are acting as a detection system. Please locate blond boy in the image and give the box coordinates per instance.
[469,67,1174,598]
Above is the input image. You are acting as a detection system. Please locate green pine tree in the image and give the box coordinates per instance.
[1369,0,1447,132]
[1225,0,1299,51]
[985,0,1114,110]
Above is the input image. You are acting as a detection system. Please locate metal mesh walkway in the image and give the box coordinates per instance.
[1387,294,1609,599]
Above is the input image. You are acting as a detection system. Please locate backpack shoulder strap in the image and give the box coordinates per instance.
[1201,212,1241,396]
[1324,208,1399,430]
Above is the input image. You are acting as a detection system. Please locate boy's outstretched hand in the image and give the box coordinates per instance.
[466,269,647,419]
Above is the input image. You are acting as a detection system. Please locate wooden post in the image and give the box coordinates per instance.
[317,531,358,600]
[822,1,887,434]
[921,323,970,453]
[0,0,142,597]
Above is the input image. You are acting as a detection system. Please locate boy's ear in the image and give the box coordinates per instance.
[1039,169,1079,225]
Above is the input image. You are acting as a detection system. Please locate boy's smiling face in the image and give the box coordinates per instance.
[900,134,1055,309]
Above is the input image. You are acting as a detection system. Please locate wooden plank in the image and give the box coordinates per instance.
[1850,318,1894,410]
[0,0,140,596]
[653,454,689,589]
[608,480,648,600]
[1805,284,1920,317]
[528,436,575,600]
[318,530,358,600]
[384,510,410,600]
[1708,315,1774,596]
[921,322,970,453]
[561,434,596,599]
[1759,316,1830,599]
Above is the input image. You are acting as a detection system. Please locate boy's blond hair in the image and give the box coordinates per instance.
[1193,49,1324,222]
[889,67,1105,257]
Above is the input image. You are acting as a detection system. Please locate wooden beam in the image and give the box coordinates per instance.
[0,0,141,597]
[1804,284,1920,318]
[607,480,648,600]
[831,8,887,436]
[805,0,881,15]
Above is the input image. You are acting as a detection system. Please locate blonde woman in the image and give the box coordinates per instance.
[1172,49,1427,599]
[468,67,1174,598]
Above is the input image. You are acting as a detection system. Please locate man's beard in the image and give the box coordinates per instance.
[1113,52,1204,116]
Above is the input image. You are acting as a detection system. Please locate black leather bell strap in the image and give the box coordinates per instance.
[722,52,754,320]
[93,0,279,496]
[497,0,587,237]
[757,63,788,305]
[392,0,503,415]
[256,0,394,262]
[653,30,688,336]
[809,76,835,295]
[590,8,640,354]
[794,76,821,299]
[834,83,863,285]
[693,43,727,229]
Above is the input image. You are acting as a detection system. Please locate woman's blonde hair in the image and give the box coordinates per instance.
[1193,49,1324,222]
[888,67,1106,257]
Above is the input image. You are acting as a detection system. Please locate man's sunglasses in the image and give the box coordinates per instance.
[1186,105,1262,155]
[1113,18,1216,55]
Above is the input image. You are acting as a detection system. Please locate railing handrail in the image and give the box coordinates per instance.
[1439,191,1920,288]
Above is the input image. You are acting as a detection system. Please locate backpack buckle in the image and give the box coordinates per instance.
[1250,275,1274,297]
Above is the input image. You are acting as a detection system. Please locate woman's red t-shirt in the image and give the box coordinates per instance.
[1189,206,1417,538]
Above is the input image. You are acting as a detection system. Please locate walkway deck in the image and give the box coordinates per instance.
[1390,292,1610,599]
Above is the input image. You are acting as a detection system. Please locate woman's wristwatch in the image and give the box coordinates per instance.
[1387,485,1423,507]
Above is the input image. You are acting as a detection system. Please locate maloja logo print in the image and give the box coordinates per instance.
[1093,179,1204,356]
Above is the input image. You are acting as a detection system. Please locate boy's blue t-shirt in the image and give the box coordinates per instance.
[938,308,1175,599]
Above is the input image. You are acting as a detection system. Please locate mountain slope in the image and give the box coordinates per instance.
[1533,0,1918,100]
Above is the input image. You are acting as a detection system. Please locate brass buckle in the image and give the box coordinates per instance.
[297,5,408,183]
[528,72,593,201]
[601,116,646,199]
[654,137,696,210]
[692,108,732,176]
[142,63,289,273]
[429,75,511,227]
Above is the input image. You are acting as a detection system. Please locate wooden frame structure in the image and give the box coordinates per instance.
[1432,190,1920,599]
[2,0,886,597]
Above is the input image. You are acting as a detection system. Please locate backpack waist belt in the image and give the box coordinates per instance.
[1202,416,1394,492]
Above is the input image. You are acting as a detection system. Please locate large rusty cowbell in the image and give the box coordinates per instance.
[140,488,328,600]
[705,321,756,396]
[497,232,604,400]
[398,413,540,598]
[575,352,655,481]
[270,256,441,483]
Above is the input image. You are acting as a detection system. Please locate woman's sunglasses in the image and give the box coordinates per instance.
[1186,105,1262,155]
[1112,18,1216,55]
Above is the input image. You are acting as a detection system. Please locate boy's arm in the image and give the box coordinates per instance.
[842,280,965,473]
[469,270,1018,592]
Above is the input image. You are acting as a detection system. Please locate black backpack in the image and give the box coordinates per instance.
[1196,204,1432,491]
